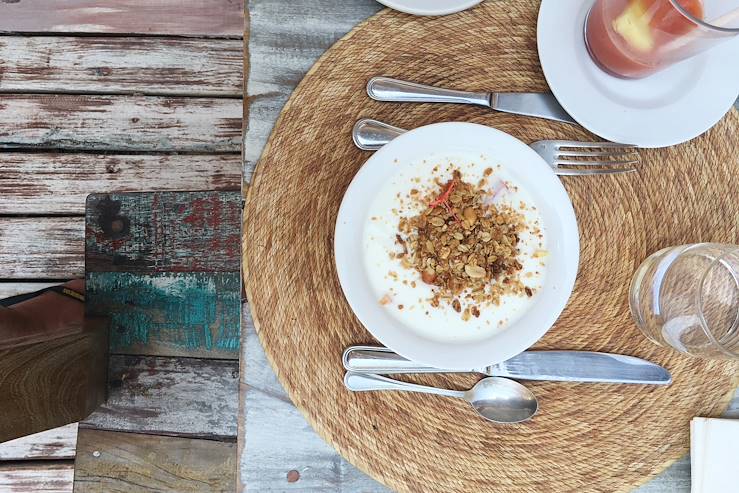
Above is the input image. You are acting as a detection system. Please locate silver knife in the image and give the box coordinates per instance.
[367,77,576,125]
[343,346,672,385]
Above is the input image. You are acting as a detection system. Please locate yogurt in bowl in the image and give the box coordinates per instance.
[335,122,579,370]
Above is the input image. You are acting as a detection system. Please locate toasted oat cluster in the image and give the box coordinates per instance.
[396,169,531,320]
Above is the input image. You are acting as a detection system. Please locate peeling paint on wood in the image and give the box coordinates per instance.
[0,94,242,152]
[0,37,244,96]
[82,355,238,439]
[0,462,74,493]
[0,282,60,299]
[73,429,236,492]
[85,192,241,273]
[0,154,242,215]
[87,272,240,357]
[0,217,84,279]
[0,424,78,461]
[0,0,245,37]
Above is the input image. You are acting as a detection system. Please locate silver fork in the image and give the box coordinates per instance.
[352,119,638,176]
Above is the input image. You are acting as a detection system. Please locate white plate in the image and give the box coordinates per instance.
[376,0,482,16]
[334,122,579,370]
[537,0,739,148]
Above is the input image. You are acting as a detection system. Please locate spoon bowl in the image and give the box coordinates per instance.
[344,372,538,424]
[465,377,538,424]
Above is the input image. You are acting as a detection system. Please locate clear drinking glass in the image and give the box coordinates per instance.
[630,243,739,359]
[585,0,739,78]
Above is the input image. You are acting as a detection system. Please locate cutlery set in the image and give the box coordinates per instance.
[356,77,640,174]
[343,345,672,424]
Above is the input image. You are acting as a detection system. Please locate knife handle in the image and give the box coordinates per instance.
[343,345,468,374]
[367,77,490,107]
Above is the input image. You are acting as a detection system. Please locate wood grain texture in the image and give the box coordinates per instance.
[0,0,245,37]
[85,192,242,273]
[0,154,242,215]
[0,424,78,461]
[0,461,73,493]
[0,282,60,299]
[242,2,739,492]
[0,94,242,152]
[87,272,241,358]
[0,37,244,96]
[244,0,381,182]
[82,355,238,439]
[241,319,389,492]
[0,217,83,279]
[0,326,108,443]
[73,429,236,493]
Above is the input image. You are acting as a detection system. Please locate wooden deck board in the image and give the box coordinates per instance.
[0,424,78,461]
[0,94,242,152]
[0,154,242,215]
[73,429,236,492]
[85,192,242,274]
[0,217,84,280]
[0,0,245,37]
[0,461,74,493]
[82,355,238,439]
[0,37,244,97]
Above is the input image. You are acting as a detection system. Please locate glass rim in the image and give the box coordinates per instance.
[669,0,739,34]
[696,246,739,358]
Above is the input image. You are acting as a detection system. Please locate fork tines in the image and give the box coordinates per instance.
[554,140,639,174]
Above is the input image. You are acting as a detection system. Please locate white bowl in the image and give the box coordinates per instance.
[335,122,579,370]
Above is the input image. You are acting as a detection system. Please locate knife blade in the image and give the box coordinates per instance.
[366,77,577,125]
[343,346,672,385]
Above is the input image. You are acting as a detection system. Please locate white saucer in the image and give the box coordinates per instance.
[537,0,739,148]
[376,0,482,16]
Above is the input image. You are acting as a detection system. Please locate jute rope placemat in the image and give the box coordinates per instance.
[243,2,739,491]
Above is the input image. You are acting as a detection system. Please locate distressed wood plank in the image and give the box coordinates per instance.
[0,0,244,37]
[87,272,240,358]
[85,192,241,273]
[0,282,60,299]
[83,355,238,439]
[0,424,77,461]
[244,0,382,182]
[0,154,242,215]
[0,37,244,96]
[0,217,84,279]
[73,429,236,492]
[0,95,242,152]
[241,318,389,492]
[0,462,73,493]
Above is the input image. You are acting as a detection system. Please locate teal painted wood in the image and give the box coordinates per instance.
[87,272,240,358]
[86,191,241,273]
[85,191,242,359]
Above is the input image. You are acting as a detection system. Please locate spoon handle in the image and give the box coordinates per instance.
[344,372,465,399]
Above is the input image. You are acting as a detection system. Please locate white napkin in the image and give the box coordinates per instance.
[691,417,739,493]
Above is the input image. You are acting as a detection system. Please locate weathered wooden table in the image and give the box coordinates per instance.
[0,1,244,490]
[240,1,739,491]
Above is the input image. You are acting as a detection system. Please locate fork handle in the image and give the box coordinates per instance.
[367,77,490,106]
[352,119,405,150]
[343,345,470,374]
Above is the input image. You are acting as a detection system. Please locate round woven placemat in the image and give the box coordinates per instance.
[243,2,739,492]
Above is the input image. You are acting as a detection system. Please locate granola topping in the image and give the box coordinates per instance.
[396,169,531,317]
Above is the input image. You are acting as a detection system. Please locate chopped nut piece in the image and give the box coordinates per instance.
[379,294,392,306]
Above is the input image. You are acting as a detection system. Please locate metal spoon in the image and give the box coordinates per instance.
[344,371,538,424]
